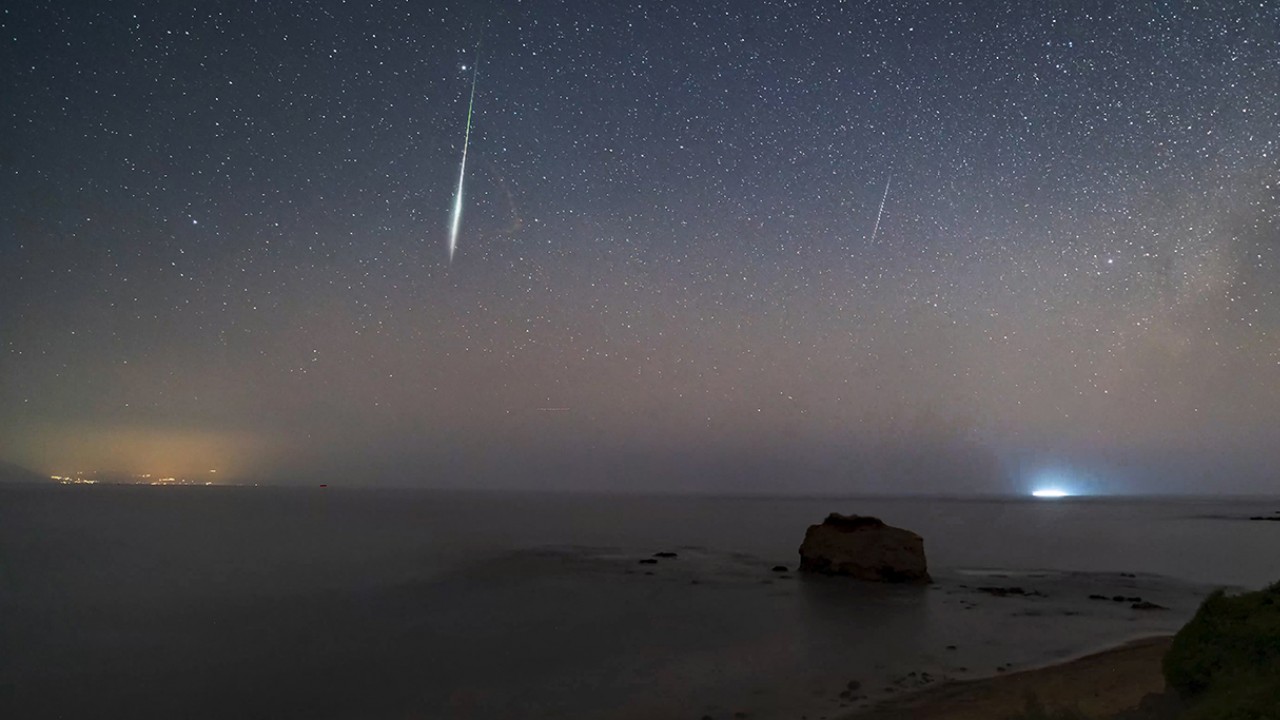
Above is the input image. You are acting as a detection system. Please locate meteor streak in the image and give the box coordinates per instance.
[447,49,480,263]
[870,174,891,243]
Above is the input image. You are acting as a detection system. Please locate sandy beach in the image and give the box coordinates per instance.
[846,636,1173,720]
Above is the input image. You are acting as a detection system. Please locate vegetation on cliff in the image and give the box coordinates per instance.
[1163,580,1280,719]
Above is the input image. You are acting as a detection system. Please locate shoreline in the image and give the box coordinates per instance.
[843,635,1173,720]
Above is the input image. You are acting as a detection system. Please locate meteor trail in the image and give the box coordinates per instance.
[869,174,891,243]
[447,49,480,263]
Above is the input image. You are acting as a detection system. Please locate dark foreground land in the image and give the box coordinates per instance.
[851,580,1280,720]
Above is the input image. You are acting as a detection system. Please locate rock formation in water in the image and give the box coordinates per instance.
[797,513,930,583]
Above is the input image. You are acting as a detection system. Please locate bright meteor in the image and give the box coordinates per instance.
[447,50,480,263]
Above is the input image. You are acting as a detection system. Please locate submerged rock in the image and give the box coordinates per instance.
[797,513,930,583]
[977,586,1045,598]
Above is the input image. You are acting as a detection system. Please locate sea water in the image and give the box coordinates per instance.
[2,485,1277,719]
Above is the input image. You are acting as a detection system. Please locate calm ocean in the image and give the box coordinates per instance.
[2,485,1277,719]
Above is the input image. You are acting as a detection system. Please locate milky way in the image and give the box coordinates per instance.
[1,1,1277,493]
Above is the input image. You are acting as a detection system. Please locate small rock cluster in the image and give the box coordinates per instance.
[1087,593,1168,610]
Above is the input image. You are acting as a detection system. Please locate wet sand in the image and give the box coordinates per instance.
[845,636,1172,720]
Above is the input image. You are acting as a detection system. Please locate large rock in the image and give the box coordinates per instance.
[798,513,930,583]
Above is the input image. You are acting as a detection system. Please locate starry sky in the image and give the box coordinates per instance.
[1,0,1277,493]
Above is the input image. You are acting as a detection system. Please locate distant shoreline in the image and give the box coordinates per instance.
[10,480,1280,502]
[845,635,1173,720]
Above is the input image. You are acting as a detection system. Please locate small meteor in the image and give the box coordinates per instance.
[447,48,481,263]
[869,174,891,243]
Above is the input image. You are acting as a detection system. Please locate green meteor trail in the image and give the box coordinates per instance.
[447,50,480,263]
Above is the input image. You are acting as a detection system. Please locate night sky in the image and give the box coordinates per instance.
[2,0,1277,493]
